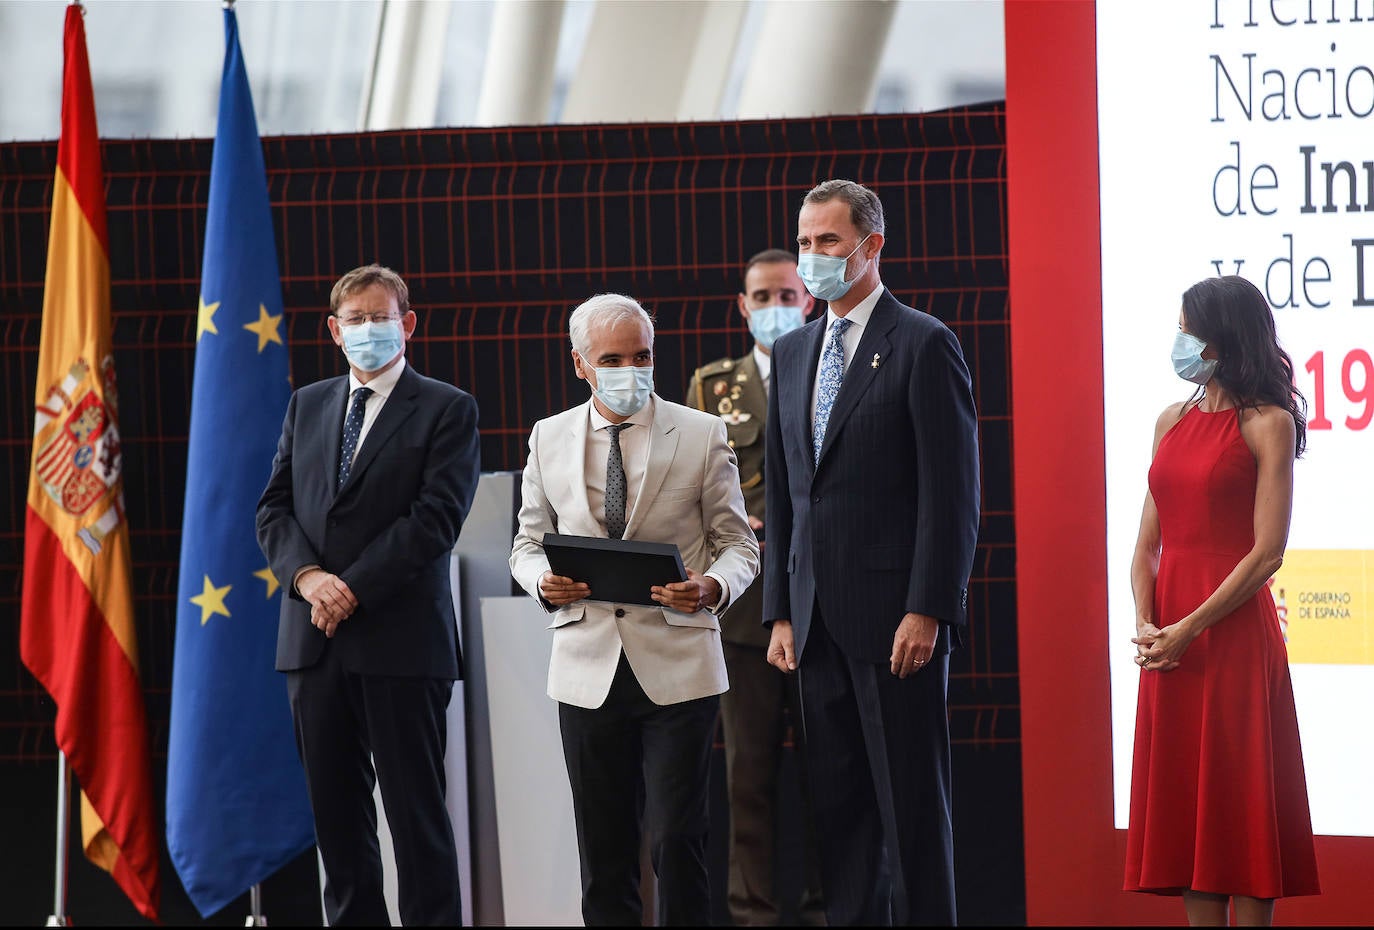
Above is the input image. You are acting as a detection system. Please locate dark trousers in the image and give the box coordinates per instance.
[798,611,956,927]
[720,640,826,926]
[286,645,460,927]
[559,653,719,927]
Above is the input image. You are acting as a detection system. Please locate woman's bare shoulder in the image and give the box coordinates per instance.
[1239,402,1296,449]
[1148,401,1190,455]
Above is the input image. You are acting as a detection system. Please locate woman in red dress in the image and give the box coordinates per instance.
[1124,276,1320,925]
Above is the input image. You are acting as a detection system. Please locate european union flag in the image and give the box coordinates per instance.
[167,7,313,917]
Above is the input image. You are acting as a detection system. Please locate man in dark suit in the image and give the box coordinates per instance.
[763,181,980,926]
[256,264,480,926]
[686,249,826,926]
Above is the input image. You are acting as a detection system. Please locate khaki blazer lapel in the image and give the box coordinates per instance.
[562,401,598,534]
[624,396,678,540]
[735,352,768,420]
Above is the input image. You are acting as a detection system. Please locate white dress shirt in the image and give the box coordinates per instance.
[810,283,883,429]
[585,394,728,610]
[585,394,654,534]
[343,355,406,467]
[752,343,771,396]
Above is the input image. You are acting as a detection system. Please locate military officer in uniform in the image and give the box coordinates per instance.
[686,248,825,926]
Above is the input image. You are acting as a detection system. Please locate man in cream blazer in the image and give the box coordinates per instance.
[510,293,758,926]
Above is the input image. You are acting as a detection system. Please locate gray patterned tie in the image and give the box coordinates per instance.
[337,386,373,489]
[605,423,632,539]
[813,318,852,464]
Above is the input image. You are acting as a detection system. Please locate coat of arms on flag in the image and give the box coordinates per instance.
[32,354,125,554]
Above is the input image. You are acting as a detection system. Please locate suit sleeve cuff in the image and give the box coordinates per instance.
[292,564,320,597]
[704,572,729,614]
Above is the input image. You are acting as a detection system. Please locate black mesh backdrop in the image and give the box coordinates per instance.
[0,106,1021,922]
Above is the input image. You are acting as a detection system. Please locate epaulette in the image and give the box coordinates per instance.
[692,356,736,382]
[691,356,737,412]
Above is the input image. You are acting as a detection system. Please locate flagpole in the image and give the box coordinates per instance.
[45,751,72,927]
[244,883,266,926]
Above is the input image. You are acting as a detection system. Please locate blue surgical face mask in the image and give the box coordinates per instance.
[592,365,654,417]
[1171,331,1218,385]
[340,318,404,373]
[797,234,872,302]
[747,304,805,350]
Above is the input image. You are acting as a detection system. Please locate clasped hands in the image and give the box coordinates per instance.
[298,569,358,638]
[538,568,721,613]
[767,612,939,678]
[1131,619,1193,672]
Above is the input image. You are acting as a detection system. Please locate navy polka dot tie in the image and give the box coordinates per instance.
[337,386,373,489]
[605,423,632,539]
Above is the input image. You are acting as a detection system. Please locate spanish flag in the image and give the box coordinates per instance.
[20,6,160,920]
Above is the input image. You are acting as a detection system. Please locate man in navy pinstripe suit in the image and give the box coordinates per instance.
[763,180,980,926]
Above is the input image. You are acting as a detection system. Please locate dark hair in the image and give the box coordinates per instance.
[331,264,409,316]
[1180,275,1307,457]
[802,179,886,236]
[743,248,797,277]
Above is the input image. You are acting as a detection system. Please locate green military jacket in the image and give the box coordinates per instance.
[685,351,769,647]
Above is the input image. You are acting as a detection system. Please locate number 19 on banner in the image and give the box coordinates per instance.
[1304,348,1373,431]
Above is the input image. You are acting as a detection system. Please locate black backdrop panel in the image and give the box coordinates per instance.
[0,106,1021,923]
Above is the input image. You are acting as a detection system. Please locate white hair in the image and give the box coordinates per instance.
[567,293,655,357]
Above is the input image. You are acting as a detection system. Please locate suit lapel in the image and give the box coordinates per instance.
[338,365,418,497]
[624,397,678,540]
[322,377,349,505]
[794,319,827,476]
[564,401,597,532]
[816,290,897,467]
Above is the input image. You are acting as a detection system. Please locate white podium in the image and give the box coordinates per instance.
[479,596,583,926]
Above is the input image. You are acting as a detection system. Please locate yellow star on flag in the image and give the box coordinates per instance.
[253,566,281,599]
[190,574,232,625]
[243,303,284,353]
[197,295,221,342]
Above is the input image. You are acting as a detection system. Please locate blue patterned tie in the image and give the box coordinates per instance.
[813,318,851,464]
[337,386,373,489]
[605,423,632,539]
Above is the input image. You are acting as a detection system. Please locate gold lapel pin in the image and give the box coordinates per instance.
[871,353,882,369]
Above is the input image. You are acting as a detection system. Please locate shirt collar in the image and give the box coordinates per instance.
[752,344,771,381]
[827,284,883,332]
[588,392,657,432]
[349,355,406,399]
